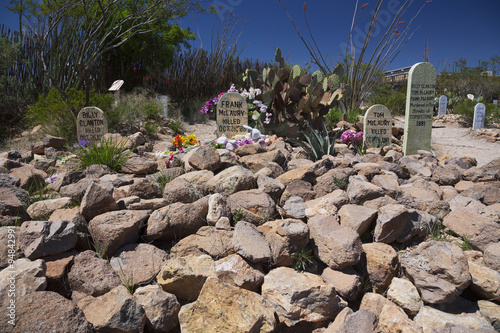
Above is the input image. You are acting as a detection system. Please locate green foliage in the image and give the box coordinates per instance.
[288,121,337,161]
[292,248,314,271]
[168,119,184,135]
[453,99,499,126]
[233,209,244,225]
[107,88,162,133]
[427,217,450,242]
[325,107,364,129]
[73,138,131,172]
[88,233,108,259]
[152,171,173,192]
[26,87,113,142]
[370,85,407,116]
[332,177,347,189]
[458,235,473,251]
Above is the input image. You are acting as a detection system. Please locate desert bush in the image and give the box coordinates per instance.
[26,87,113,142]
[73,138,131,172]
[370,85,407,116]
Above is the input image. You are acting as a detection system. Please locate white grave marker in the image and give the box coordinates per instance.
[363,104,392,148]
[403,62,436,156]
[438,95,447,116]
[216,92,248,138]
[493,100,498,105]
[472,103,486,130]
[108,80,124,102]
[77,107,108,143]
[157,95,168,118]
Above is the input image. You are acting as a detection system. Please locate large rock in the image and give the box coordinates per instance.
[49,207,89,251]
[169,226,234,259]
[80,181,119,221]
[477,300,500,332]
[145,196,208,241]
[262,267,342,327]
[88,210,149,257]
[314,168,353,197]
[204,165,254,195]
[179,277,277,333]
[128,178,162,199]
[188,144,221,171]
[400,241,471,304]
[162,177,203,204]
[26,197,73,220]
[157,254,216,301]
[214,254,265,291]
[362,242,399,293]
[386,277,423,315]
[257,173,285,203]
[78,285,146,333]
[68,250,122,301]
[3,291,94,333]
[276,167,315,186]
[443,207,500,251]
[371,173,401,198]
[280,179,316,205]
[0,187,28,217]
[415,306,495,333]
[321,266,361,301]
[19,220,77,259]
[206,193,231,225]
[43,251,75,298]
[110,243,168,287]
[228,189,279,225]
[134,285,180,333]
[121,155,158,174]
[346,176,385,204]
[9,165,46,190]
[0,258,46,302]
[232,221,272,263]
[432,164,463,186]
[238,149,287,173]
[282,196,307,219]
[259,218,310,267]
[373,204,408,243]
[466,251,500,300]
[338,204,377,236]
[398,178,450,217]
[313,226,362,270]
[484,243,500,271]
[304,189,348,218]
[379,302,423,333]
[0,227,22,268]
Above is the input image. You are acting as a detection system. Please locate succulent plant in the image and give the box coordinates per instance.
[239,48,349,136]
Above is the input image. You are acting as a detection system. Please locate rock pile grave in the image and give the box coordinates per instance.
[403,62,436,155]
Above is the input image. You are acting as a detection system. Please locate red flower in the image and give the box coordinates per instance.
[425,0,432,3]
[303,2,306,10]
[361,3,369,9]
[398,21,405,24]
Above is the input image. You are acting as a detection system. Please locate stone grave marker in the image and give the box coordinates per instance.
[493,100,498,105]
[76,106,108,143]
[438,95,447,116]
[157,95,168,118]
[363,104,392,148]
[472,103,486,130]
[216,92,248,138]
[403,62,436,156]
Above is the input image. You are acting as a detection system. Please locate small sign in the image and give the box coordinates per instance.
[108,80,124,92]
[403,62,437,155]
[438,95,447,116]
[363,104,392,148]
[216,92,248,138]
[157,95,168,118]
[76,107,108,143]
[472,103,486,130]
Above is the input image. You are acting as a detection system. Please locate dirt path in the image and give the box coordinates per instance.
[431,122,500,167]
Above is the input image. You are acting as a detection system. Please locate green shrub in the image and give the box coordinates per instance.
[453,99,498,125]
[325,107,365,129]
[292,248,314,271]
[289,121,337,161]
[26,87,113,142]
[73,138,131,172]
[370,84,406,116]
[106,88,163,133]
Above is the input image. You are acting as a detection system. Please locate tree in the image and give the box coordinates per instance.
[9,0,206,105]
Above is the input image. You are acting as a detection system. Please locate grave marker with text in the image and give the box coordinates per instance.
[438,95,447,116]
[216,92,248,138]
[472,103,486,130]
[363,104,392,148]
[403,62,436,156]
[76,107,108,143]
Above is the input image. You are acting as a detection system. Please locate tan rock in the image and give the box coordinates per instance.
[363,242,399,293]
[414,306,495,333]
[26,197,73,220]
[386,277,423,315]
[134,285,180,333]
[321,267,361,301]
[228,189,279,225]
[373,204,408,243]
[305,189,348,218]
[204,165,254,195]
[262,267,342,326]
[214,254,265,291]
[379,302,423,333]
[179,277,277,333]
[9,164,46,190]
[233,221,271,263]
[338,204,378,236]
[477,300,500,332]
[19,220,77,259]
[315,227,362,270]
[466,251,500,300]
[484,243,500,271]
[0,226,22,268]
[371,174,401,198]
[169,226,234,259]
[276,167,315,186]
[360,292,394,318]
[157,254,216,301]
[347,176,384,204]
[0,258,46,299]
[78,285,146,332]
[207,193,231,225]
[121,155,158,174]
[80,181,119,221]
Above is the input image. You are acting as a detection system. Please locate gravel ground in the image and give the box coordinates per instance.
[431,122,500,167]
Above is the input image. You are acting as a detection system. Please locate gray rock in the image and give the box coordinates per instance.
[19,220,77,259]
[282,196,307,219]
[257,173,285,203]
[347,176,384,204]
[232,221,272,263]
[373,204,408,243]
[228,189,279,225]
[128,178,162,199]
[338,204,378,236]
[321,266,361,301]
[0,258,46,299]
[314,227,362,270]
[206,193,231,225]
[214,254,265,291]
[162,177,203,204]
[80,181,119,221]
[188,144,221,171]
[121,155,158,174]
[169,226,234,259]
[134,285,180,333]
[204,165,254,195]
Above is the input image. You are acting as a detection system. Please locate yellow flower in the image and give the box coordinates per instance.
[185,133,199,146]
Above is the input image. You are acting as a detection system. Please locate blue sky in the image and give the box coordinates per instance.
[2,0,499,73]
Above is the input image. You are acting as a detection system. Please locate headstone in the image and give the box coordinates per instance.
[363,104,392,148]
[403,62,436,156]
[493,100,498,105]
[216,92,248,139]
[472,103,486,130]
[76,107,108,143]
[157,95,168,118]
[438,95,447,116]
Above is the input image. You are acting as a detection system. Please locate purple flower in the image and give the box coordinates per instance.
[340,129,356,144]
[45,174,58,184]
[238,138,254,146]
[73,139,90,148]
[227,84,238,92]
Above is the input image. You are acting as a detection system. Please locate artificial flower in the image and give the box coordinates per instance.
[185,133,199,146]
[172,135,186,148]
